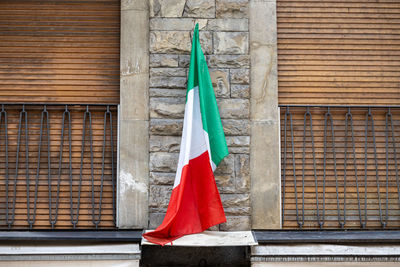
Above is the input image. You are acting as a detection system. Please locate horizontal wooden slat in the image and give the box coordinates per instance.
[0,0,120,104]
[0,0,120,229]
[277,0,400,106]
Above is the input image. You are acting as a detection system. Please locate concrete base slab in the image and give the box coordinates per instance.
[0,260,139,267]
[0,242,140,266]
[142,230,257,246]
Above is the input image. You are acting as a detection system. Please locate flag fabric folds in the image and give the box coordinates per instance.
[142,24,229,246]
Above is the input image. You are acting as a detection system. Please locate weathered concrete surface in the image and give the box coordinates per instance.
[118,0,149,228]
[249,0,281,229]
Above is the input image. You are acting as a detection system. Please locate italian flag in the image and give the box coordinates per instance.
[143,24,228,246]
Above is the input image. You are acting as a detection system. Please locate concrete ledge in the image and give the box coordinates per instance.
[254,230,400,244]
[142,231,257,246]
[0,243,140,261]
[0,231,142,242]
[251,243,400,264]
[252,244,400,256]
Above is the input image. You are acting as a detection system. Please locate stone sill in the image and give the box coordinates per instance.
[142,230,257,246]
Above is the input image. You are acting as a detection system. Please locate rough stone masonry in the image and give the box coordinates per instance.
[148,0,251,230]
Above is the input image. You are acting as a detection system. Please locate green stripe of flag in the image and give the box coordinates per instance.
[187,24,228,167]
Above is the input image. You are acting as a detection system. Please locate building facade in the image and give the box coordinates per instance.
[0,0,399,266]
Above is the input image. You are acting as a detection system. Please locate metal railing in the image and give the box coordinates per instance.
[281,105,399,229]
[0,104,117,229]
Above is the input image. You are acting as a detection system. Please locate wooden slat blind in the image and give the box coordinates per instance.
[281,107,400,229]
[277,0,400,105]
[0,0,120,104]
[0,0,120,229]
[278,0,400,229]
[0,106,117,229]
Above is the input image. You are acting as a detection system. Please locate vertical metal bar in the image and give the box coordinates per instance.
[324,107,345,228]
[110,106,116,225]
[282,107,288,225]
[22,106,31,229]
[51,106,70,228]
[365,108,384,228]
[345,108,364,228]
[299,107,316,229]
[0,105,10,228]
[92,106,109,228]
[9,105,25,229]
[386,108,400,209]
[385,108,395,227]
[302,107,322,228]
[73,106,91,228]
[29,106,48,229]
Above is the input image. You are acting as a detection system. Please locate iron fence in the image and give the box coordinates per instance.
[0,104,117,229]
[281,105,399,229]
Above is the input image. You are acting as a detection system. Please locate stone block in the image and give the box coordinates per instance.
[229,147,250,154]
[210,69,230,98]
[220,216,251,231]
[250,0,277,45]
[226,135,251,154]
[215,154,234,174]
[218,99,250,119]
[150,0,186,17]
[150,135,181,152]
[208,55,250,68]
[183,0,215,18]
[150,76,187,88]
[150,54,179,67]
[150,172,175,185]
[149,152,179,172]
[150,88,187,97]
[150,31,191,54]
[121,10,149,77]
[235,154,250,192]
[118,119,149,228]
[178,55,191,67]
[149,213,165,229]
[150,97,185,119]
[231,84,250,98]
[121,0,148,11]
[150,119,183,136]
[221,194,250,215]
[251,121,281,229]
[221,119,250,136]
[150,31,212,54]
[214,32,249,54]
[149,185,172,212]
[207,19,248,31]
[150,67,187,77]
[226,136,250,147]
[215,174,236,193]
[120,74,149,120]
[216,0,249,19]
[150,18,207,31]
[250,44,278,121]
[230,68,250,84]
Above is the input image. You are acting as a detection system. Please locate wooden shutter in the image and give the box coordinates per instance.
[0,0,120,104]
[0,0,119,229]
[277,0,400,105]
[278,0,400,229]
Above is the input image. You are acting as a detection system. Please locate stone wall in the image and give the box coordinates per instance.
[148,0,251,230]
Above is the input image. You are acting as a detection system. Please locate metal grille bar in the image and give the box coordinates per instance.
[281,105,399,229]
[0,104,117,229]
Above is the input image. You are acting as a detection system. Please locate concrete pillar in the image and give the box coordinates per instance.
[118,0,149,228]
[249,0,281,229]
